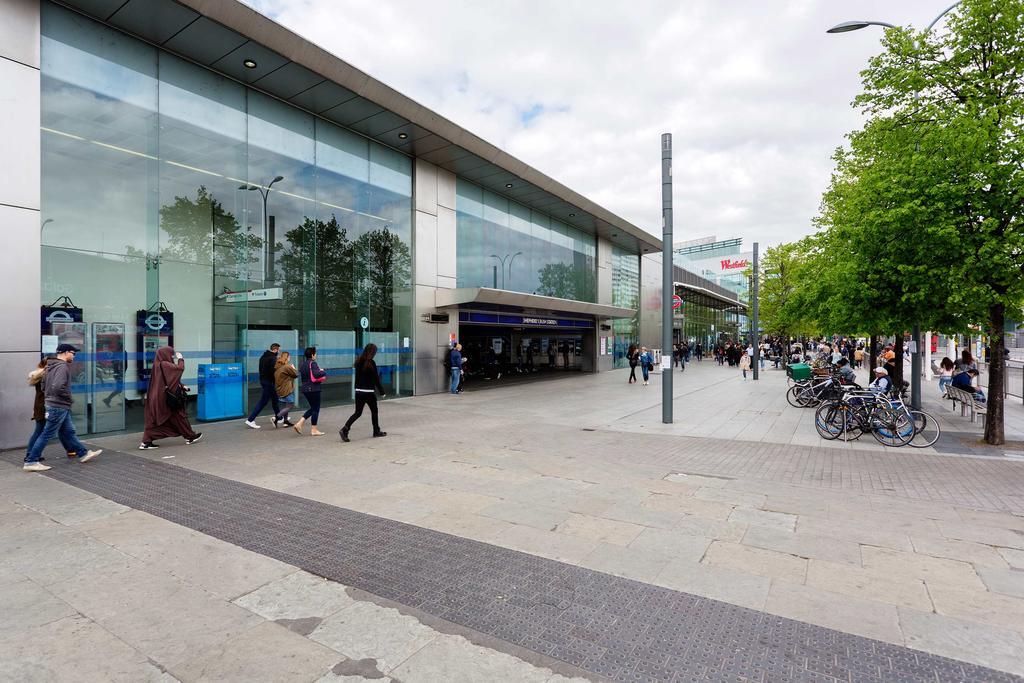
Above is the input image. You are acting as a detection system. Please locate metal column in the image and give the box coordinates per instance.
[661,134,674,424]
[752,242,759,380]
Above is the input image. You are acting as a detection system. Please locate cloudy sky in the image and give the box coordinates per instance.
[243,0,949,249]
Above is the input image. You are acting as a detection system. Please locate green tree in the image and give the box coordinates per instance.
[754,240,819,339]
[816,0,1024,442]
[537,262,596,301]
[157,186,258,278]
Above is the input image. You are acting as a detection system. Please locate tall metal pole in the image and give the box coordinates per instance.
[752,242,760,381]
[911,324,922,409]
[661,134,674,424]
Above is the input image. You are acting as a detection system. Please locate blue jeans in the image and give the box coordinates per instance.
[938,376,952,395]
[450,368,461,394]
[25,406,87,463]
[641,365,650,381]
[247,381,281,421]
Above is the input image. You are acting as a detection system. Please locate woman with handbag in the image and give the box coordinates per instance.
[140,346,202,449]
[294,346,326,436]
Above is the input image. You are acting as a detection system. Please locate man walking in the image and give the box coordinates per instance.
[24,344,102,471]
[245,343,282,429]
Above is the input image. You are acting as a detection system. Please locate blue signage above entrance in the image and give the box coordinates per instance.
[459,311,593,328]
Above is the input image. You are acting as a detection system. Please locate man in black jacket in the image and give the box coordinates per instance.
[245,343,282,429]
[24,344,102,471]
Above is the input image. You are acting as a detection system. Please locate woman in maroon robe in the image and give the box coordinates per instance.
[140,346,202,449]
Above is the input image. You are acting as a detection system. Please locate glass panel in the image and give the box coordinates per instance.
[91,322,125,432]
[41,2,414,435]
[455,178,597,301]
[41,3,158,433]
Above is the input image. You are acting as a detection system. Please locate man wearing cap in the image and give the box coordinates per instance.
[869,366,892,395]
[23,344,102,471]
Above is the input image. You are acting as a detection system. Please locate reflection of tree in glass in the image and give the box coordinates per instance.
[154,186,260,278]
[352,227,411,330]
[277,215,353,317]
[537,263,595,301]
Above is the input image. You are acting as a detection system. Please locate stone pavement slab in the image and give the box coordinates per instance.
[170,620,341,682]
[6,363,1024,680]
[22,447,1022,682]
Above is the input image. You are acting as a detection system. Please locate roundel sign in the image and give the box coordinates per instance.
[672,295,683,310]
[145,313,168,331]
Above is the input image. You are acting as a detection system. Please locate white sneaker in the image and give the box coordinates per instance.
[245,420,261,429]
[23,462,51,472]
[79,449,102,463]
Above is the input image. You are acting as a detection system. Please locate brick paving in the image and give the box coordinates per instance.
[33,450,1022,683]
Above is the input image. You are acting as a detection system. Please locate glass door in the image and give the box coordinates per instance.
[91,323,126,432]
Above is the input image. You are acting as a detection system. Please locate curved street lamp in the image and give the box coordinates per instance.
[826,2,962,412]
[238,175,285,284]
[489,252,523,290]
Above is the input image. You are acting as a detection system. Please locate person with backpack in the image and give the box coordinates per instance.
[294,347,326,436]
[140,346,202,450]
[340,343,387,442]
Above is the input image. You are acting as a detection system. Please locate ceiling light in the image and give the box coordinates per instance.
[243,59,257,69]
[505,183,513,188]
[398,132,408,139]
[569,213,576,217]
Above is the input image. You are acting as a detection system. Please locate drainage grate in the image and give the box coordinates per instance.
[30,451,1019,683]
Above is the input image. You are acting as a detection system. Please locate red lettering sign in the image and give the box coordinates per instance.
[719,259,749,270]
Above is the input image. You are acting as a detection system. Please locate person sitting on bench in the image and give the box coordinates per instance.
[951,368,985,403]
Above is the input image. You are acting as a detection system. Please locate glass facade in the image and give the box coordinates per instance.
[610,246,639,368]
[40,3,413,434]
[674,288,741,350]
[455,179,597,302]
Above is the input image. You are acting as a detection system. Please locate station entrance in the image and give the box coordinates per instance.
[454,310,596,388]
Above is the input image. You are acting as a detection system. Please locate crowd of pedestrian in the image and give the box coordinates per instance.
[21,340,394,471]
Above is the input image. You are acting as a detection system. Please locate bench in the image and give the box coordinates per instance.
[946,386,987,426]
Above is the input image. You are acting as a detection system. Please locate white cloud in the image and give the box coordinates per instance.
[243,0,951,249]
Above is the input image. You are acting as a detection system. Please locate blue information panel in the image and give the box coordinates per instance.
[197,363,245,421]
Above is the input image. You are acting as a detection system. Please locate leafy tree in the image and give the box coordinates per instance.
[352,227,411,330]
[754,240,819,339]
[537,262,596,301]
[157,186,259,278]
[815,0,1024,442]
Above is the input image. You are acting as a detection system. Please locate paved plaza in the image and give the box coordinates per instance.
[2,361,1024,681]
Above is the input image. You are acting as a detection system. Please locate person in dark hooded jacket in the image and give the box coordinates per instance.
[140,346,202,449]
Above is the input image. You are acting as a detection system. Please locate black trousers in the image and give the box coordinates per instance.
[629,365,638,382]
[344,392,380,433]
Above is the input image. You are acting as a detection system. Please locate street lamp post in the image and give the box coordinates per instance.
[488,252,522,290]
[239,175,284,285]
[826,1,961,412]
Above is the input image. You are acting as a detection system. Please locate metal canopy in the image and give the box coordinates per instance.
[436,288,638,319]
[55,0,661,255]
[675,282,746,311]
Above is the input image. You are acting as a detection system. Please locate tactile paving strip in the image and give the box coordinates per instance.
[35,452,1021,683]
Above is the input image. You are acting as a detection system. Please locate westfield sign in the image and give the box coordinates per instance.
[720,258,749,271]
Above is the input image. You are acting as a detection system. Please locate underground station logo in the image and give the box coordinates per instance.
[145,313,167,331]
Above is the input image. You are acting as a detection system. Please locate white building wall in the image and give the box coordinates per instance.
[412,158,458,394]
[0,0,42,449]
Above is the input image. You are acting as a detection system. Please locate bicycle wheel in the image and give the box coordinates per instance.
[786,384,809,408]
[908,410,941,448]
[815,402,846,440]
[871,407,915,447]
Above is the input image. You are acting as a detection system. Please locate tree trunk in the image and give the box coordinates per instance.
[869,335,878,370]
[984,303,1005,445]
